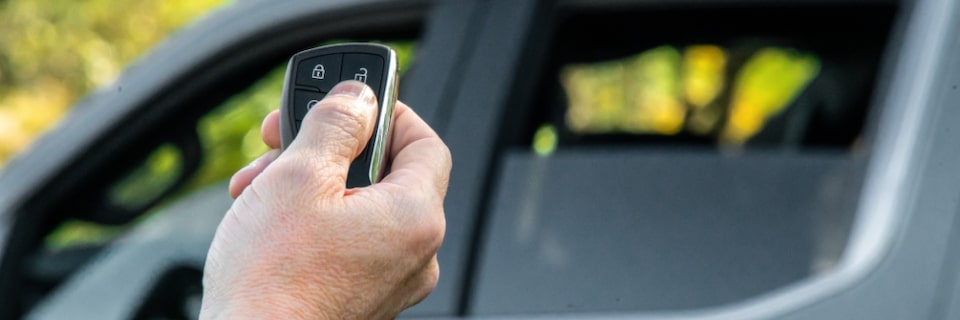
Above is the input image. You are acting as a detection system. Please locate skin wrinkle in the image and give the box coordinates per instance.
[229,153,271,198]
[348,189,399,224]
[285,150,351,197]
[301,94,375,153]
[289,92,378,194]
[228,215,347,318]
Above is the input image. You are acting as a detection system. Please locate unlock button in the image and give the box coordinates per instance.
[296,54,342,92]
[341,53,384,97]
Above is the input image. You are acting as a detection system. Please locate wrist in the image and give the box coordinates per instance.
[200,279,342,319]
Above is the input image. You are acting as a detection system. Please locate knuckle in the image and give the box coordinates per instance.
[404,264,439,308]
[437,139,452,164]
[435,141,453,194]
[424,210,446,250]
[308,98,369,142]
[412,207,446,256]
[417,265,440,299]
[432,138,452,170]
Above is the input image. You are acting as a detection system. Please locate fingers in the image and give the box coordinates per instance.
[388,102,440,157]
[229,149,280,198]
[261,110,281,149]
[284,81,379,193]
[380,101,452,200]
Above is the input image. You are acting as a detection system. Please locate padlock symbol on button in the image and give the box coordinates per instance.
[354,67,368,83]
[311,64,325,79]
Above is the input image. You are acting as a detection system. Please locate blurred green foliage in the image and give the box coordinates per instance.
[0,0,226,164]
[561,45,819,145]
[109,144,183,208]
[0,0,226,248]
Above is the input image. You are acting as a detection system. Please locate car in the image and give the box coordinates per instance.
[2,0,960,318]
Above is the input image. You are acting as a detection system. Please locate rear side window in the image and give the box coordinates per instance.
[521,4,892,154]
[471,2,896,315]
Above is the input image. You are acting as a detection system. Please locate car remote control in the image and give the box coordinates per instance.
[279,43,399,187]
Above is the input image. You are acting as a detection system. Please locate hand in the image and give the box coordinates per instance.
[200,81,452,319]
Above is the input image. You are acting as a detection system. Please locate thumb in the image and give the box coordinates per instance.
[285,80,379,193]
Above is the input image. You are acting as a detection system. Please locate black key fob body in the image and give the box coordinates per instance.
[279,43,399,188]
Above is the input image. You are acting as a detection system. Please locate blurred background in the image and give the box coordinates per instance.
[5,0,939,318]
[0,0,224,165]
[0,0,826,260]
[0,0,416,249]
[0,0,226,248]
[0,0,831,166]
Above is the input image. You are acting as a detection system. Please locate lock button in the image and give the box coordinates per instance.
[312,65,325,79]
[296,54,342,92]
[341,53,384,97]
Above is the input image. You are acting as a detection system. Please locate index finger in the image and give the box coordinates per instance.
[261,110,281,149]
[379,101,452,199]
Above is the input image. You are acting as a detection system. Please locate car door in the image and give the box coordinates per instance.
[0,0,488,318]
[446,0,960,319]
[5,0,960,319]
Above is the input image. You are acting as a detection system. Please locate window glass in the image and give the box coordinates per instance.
[561,45,819,145]
[475,4,896,313]
[525,4,893,155]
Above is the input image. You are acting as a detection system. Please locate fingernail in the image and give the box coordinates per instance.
[329,80,366,97]
[329,81,377,106]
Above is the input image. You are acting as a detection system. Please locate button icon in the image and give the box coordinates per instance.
[354,67,368,83]
[312,64,325,79]
[307,99,319,110]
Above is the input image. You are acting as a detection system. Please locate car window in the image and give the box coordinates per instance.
[471,2,895,314]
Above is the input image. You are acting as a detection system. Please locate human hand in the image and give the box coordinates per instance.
[200,81,451,319]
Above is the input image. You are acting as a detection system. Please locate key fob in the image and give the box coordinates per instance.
[279,43,399,187]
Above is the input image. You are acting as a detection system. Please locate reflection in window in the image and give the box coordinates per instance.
[560,45,820,145]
